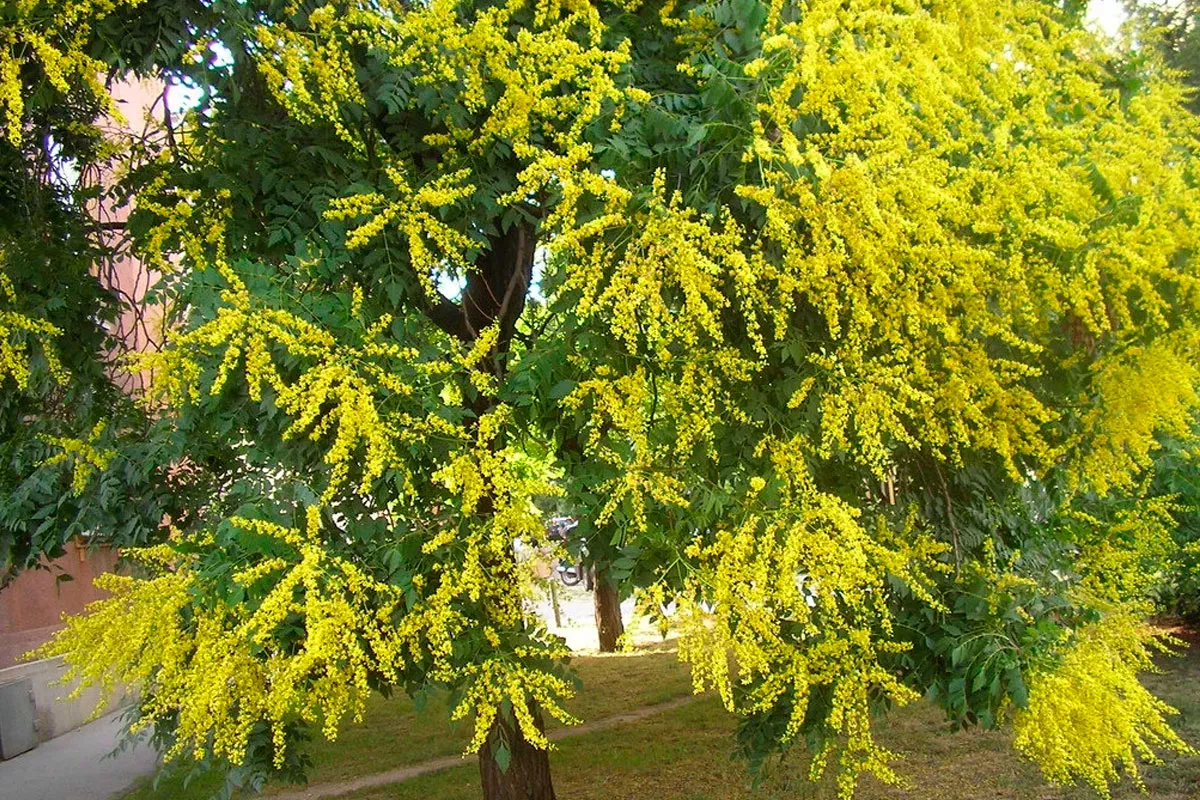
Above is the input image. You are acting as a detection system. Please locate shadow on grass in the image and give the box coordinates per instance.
[125,629,1200,800]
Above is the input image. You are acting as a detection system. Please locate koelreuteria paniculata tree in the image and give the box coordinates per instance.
[4,0,1200,797]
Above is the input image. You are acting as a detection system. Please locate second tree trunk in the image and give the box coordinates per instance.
[593,568,624,653]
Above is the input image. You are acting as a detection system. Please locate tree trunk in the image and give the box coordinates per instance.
[478,706,557,800]
[593,568,624,653]
[419,220,549,800]
[548,579,562,628]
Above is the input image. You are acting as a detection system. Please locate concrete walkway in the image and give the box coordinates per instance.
[0,711,158,800]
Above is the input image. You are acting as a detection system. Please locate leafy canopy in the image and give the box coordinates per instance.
[4,0,1200,797]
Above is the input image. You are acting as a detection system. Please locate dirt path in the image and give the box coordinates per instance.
[270,694,703,800]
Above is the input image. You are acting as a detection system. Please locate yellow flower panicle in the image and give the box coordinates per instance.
[260,0,638,262]
[35,505,577,769]
[137,270,439,501]
[1013,614,1196,797]
[1076,335,1200,496]
[0,0,146,145]
[326,166,477,298]
[674,447,948,799]
[682,0,1200,484]
[40,421,116,493]
[0,265,66,390]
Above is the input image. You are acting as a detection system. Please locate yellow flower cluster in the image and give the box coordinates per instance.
[132,162,232,278]
[555,172,764,520]
[139,270,457,501]
[39,420,116,493]
[1012,613,1196,796]
[561,366,706,531]
[675,443,948,799]
[133,275,583,758]
[531,11,1199,793]
[0,0,145,144]
[694,0,1200,483]
[326,166,477,297]
[452,656,578,752]
[36,503,578,769]
[256,0,641,260]
[569,171,764,359]
[0,264,65,389]
[35,513,402,767]
[431,405,561,576]
[1075,333,1200,496]
[1066,495,1183,608]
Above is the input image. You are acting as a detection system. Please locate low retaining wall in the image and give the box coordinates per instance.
[0,656,130,743]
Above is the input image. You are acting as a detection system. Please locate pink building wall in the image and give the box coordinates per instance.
[96,78,170,395]
[0,542,122,668]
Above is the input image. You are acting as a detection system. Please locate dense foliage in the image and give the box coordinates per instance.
[1127,0,1200,113]
[0,0,194,581]
[1121,0,1200,622]
[4,0,1200,797]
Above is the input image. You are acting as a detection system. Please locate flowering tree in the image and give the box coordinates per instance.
[5,0,1200,798]
[1127,0,1200,114]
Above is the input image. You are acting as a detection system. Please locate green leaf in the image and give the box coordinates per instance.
[494,741,511,773]
[548,379,577,401]
[1007,668,1029,709]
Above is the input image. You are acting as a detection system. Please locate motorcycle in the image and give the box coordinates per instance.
[546,517,591,589]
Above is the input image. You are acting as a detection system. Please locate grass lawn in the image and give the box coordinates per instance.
[124,628,1200,800]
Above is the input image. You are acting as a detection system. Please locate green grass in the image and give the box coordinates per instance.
[124,631,1200,800]
[346,627,1200,800]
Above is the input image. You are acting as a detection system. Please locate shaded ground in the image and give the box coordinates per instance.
[269,696,702,800]
[124,627,1200,800]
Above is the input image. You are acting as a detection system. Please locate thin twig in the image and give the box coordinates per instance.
[933,460,962,572]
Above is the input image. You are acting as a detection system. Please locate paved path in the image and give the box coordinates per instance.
[271,694,702,800]
[0,711,158,800]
